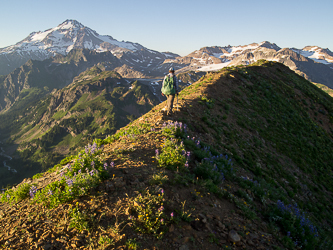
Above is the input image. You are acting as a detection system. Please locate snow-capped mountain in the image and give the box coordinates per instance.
[292,46,333,65]
[169,41,333,72]
[1,19,143,55]
[0,20,177,76]
[166,42,281,71]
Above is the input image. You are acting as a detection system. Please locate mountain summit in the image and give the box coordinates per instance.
[0,20,145,75]
[2,19,143,54]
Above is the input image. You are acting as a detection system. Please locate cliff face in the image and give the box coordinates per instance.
[1,61,332,249]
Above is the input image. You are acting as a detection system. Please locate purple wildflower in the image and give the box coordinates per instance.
[171,212,174,217]
[29,186,38,198]
[66,178,74,186]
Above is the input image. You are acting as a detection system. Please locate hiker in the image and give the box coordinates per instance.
[161,67,179,116]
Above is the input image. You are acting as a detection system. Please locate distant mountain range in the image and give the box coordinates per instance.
[171,42,333,88]
[1,19,332,89]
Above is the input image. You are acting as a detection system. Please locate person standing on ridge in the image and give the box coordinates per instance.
[161,67,179,116]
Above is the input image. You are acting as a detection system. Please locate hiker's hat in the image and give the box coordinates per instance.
[169,67,174,72]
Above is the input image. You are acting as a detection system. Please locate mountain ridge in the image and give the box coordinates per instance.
[1,60,333,249]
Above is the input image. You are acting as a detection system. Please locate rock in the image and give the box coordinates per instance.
[198,213,207,223]
[182,225,192,231]
[217,221,225,229]
[206,214,214,220]
[104,181,115,191]
[228,230,241,243]
[205,224,214,234]
[248,240,254,246]
[182,237,190,243]
[179,244,189,250]
[114,178,126,188]
[249,233,258,240]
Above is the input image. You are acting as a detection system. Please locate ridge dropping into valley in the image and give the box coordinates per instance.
[0,65,164,187]
[1,61,333,249]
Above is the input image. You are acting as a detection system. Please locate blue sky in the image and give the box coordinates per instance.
[0,0,332,56]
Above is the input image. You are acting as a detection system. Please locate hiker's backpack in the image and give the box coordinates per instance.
[161,75,176,95]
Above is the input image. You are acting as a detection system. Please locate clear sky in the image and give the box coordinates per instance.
[0,0,332,56]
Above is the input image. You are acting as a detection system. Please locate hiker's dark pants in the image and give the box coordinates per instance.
[166,94,175,115]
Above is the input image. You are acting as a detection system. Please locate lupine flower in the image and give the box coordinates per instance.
[104,162,108,170]
[66,178,73,186]
[29,186,38,198]
[110,162,114,168]
[91,161,95,167]
[155,149,159,155]
[158,206,164,212]
[48,189,53,195]
[185,161,189,168]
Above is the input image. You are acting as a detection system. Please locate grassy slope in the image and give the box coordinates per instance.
[0,60,333,249]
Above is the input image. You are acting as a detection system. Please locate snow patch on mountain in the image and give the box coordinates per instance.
[198,61,231,71]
